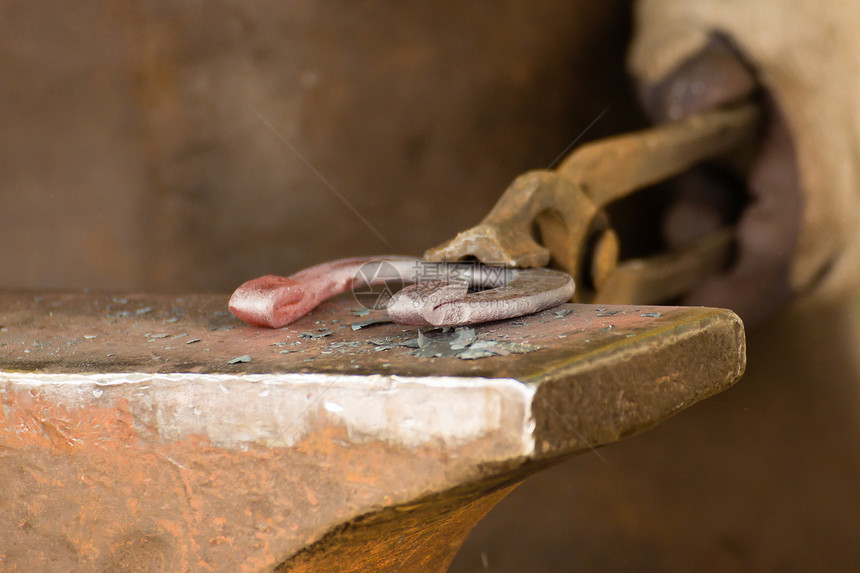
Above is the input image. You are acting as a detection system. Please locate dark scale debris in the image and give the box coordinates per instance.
[299,330,335,340]
[408,327,543,360]
[350,317,393,331]
[270,324,544,362]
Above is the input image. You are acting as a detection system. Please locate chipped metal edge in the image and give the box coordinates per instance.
[1,371,537,459]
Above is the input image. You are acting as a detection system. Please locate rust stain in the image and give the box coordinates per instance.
[0,384,526,571]
[280,482,521,572]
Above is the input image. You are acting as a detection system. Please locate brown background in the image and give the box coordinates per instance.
[0,0,637,293]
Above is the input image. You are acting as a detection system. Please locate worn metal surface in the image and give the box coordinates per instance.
[425,104,759,304]
[0,292,745,571]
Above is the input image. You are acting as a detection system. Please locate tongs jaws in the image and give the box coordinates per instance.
[425,103,760,304]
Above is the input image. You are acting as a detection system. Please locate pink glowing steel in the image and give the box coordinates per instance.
[229,256,419,328]
[229,256,575,328]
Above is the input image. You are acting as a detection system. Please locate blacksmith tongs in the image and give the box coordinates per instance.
[229,103,759,328]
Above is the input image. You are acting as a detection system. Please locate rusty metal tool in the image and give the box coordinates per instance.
[425,103,760,304]
[230,256,574,328]
[230,103,756,329]
[0,290,745,572]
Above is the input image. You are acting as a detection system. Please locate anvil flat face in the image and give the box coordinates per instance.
[0,292,744,572]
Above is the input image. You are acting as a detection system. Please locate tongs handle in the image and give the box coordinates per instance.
[559,103,759,208]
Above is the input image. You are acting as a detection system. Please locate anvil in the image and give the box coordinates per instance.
[0,291,744,571]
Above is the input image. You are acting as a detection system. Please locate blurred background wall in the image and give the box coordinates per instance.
[0,0,637,293]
